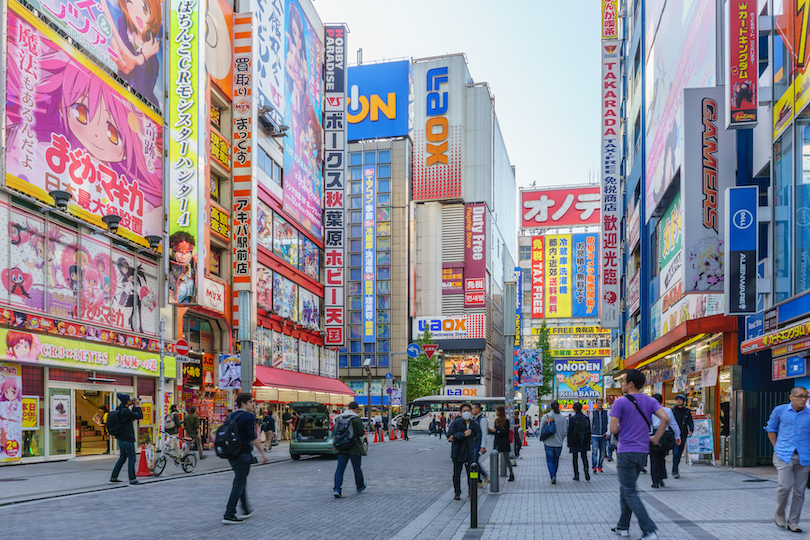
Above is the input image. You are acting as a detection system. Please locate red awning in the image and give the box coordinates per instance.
[254,365,355,395]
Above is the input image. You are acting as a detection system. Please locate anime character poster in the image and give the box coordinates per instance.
[282,333,298,371]
[514,349,543,387]
[256,265,273,312]
[272,272,298,320]
[0,364,23,461]
[300,235,319,279]
[113,253,159,336]
[257,201,274,251]
[298,288,320,330]
[218,353,241,390]
[281,0,323,241]
[4,207,46,312]
[273,212,300,267]
[169,231,197,304]
[271,330,284,368]
[5,6,164,241]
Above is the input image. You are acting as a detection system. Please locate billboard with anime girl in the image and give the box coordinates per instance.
[4,5,163,241]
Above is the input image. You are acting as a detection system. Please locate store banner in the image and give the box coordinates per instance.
[725,186,758,314]
[442,265,464,294]
[551,348,611,357]
[347,60,412,140]
[538,326,611,335]
[514,349,543,387]
[572,233,599,317]
[545,234,572,318]
[531,236,544,318]
[412,315,486,340]
[22,396,38,431]
[464,203,487,307]
[600,40,621,328]
[601,0,619,40]
[218,353,241,389]
[0,364,22,461]
[726,0,758,128]
[362,167,376,343]
[658,193,684,294]
[554,359,602,399]
[139,399,153,427]
[521,187,601,229]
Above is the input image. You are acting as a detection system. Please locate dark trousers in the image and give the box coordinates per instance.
[224,452,252,519]
[672,440,686,474]
[452,460,471,495]
[572,450,588,477]
[334,453,364,492]
[111,440,137,481]
[650,448,667,486]
[402,428,409,440]
[617,452,656,534]
[514,430,522,457]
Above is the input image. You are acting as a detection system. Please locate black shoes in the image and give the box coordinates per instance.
[508,473,515,482]
[585,472,591,481]
[573,475,580,481]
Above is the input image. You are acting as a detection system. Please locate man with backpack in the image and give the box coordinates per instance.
[333,401,367,498]
[567,402,591,481]
[260,409,276,451]
[108,393,143,486]
[220,393,268,524]
[472,402,489,486]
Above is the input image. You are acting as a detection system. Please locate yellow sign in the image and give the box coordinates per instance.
[22,397,38,430]
[140,400,153,427]
[551,349,610,357]
[537,326,610,335]
[210,130,231,169]
[545,234,572,318]
[210,205,230,238]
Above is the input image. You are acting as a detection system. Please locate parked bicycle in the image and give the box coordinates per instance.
[153,432,197,476]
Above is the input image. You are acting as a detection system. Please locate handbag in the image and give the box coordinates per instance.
[626,395,675,452]
[539,417,557,441]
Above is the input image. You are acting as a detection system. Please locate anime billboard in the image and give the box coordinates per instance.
[5,6,163,242]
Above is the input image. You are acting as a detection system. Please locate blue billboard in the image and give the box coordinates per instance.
[347,60,412,141]
[362,167,377,343]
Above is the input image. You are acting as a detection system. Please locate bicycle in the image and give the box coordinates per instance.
[153,432,197,476]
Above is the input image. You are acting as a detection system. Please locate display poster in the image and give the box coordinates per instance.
[626,324,640,356]
[282,334,298,371]
[442,265,464,295]
[464,203,487,307]
[726,0,758,128]
[531,236,544,317]
[525,387,539,406]
[218,353,241,389]
[699,365,719,388]
[202,354,215,391]
[271,330,283,368]
[182,357,202,387]
[627,203,641,252]
[273,271,298,321]
[653,292,725,340]
[50,394,71,430]
[687,418,714,454]
[256,0,285,125]
[5,6,164,242]
[572,233,599,317]
[554,359,603,399]
[300,236,319,279]
[514,349,543,387]
[273,213,300,267]
[22,396,38,431]
[545,234,572,318]
[628,271,641,314]
[521,187,601,229]
[362,167,376,343]
[257,201,274,251]
[659,193,684,294]
[282,0,324,240]
[0,364,23,461]
[299,287,320,330]
[139,398,153,427]
[256,265,272,312]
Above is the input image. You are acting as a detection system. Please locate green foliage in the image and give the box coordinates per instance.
[407,329,442,402]
[536,321,554,398]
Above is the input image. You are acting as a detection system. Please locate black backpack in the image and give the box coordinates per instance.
[215,410,245,459]
[105,410,123,437]
[333,415,355,450]
[571,416,590,447]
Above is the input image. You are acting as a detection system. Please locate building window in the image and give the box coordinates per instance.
[377,223,391,236]
[350,239,361,252]
[364,151,376,164]
[350,253,362,267]
[378,179,390,193]
[350,181,361,195]
[378,340,390,352]
[775,126,794,302]
[377,207,390,221]
[377,325,390,338]
[377,354,389,367]
[339,354,348,368]
[377,280,390,294]
[519,245,531,261]
[377,296,390,309]
[350,196,361,209]
[210,173,223,203]
[377,253,391,266]
[378,238,390,251]
[350,340,361,352]
[378,267,390,280]
[350,167,362,180]
[378,164,391,178]
[350,268,361,281]
[210,247,224,277]
[349,152,362,166]
[350,354,361,367]
[378,149,390,163]
[350,211,361,224]
[257,146,282,186]
[378,194,390,206]
[348,282,362,295]
[364,343,375,353]
[350,225,362,238]
[349,296,361,310]
[377,310,390,324]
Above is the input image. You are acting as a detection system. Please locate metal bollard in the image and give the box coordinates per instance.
[490,450,499,492]
[500,449,508,477]
[469,462,478,528]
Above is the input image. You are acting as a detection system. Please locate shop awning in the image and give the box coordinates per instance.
[254,366,355,396]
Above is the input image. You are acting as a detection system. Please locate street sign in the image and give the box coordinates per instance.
[175,339,190,356]
[407,343,422,358]
[385,372,393,379]
[386,388,393,394]
[422,344,439,359]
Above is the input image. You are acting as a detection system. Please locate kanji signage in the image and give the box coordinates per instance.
[545,234,572,318]
[726,0,758,128]
[464,203,487,307]
[531,236,544,318]
[601,0,619,40]
[572,233,599,317]
[362,167,376,344]
[521,187,601,229]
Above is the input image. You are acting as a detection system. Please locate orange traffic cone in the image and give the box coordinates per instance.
[522,432,529,447]
[380,430,385,442]
[136,445,152,477]
[390,429,396,440]
[373,430,379,443]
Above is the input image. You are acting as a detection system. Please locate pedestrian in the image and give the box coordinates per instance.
[185,405,206,460]
[401,414,410,440]
[333,401,367,498]
[489,405,515,481]
[567,402,591,481]
[165,403,182,456]
[108,394,143,485]
[591,397,609,474]
[222,393,268,524]
[540,401,568,484]
[765,386,810,533]
[439,412,447,437]
[671,394,693,478]
[472,403,489,485]
[429,415,439,436]
[261,409,276,451]
[649,393,680,489]
[447,403,481,500]
[608,369,669,539]
[513,410,523,459]
[282,408,292,440]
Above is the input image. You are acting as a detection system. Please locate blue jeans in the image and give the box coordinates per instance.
[111,440,136,481]
[224,452,252,519]
[672,440,686,474]
[544,445,562,479]
[616,452,656,534]
[591,435,608,468]
[334,453,364,492]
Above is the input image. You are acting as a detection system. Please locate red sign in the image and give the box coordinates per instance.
[175,339,190,356]
[521,187,601,229]
[531,236,544,318]
[727,0,758,128]
[442,265,464,295]
[464,203,487,308]
[422,344,439,359]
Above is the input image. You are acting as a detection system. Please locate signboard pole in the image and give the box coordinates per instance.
[158,318,165,452]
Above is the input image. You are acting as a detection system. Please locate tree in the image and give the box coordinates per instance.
[535,321,554,399]
[407,329,442,401]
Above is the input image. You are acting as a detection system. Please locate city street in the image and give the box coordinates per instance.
[0,433,804,539]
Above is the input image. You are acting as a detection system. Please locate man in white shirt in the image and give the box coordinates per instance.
[649,393,681,489]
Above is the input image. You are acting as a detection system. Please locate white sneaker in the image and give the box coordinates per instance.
[611,527,630,537]
[641,532,658,540]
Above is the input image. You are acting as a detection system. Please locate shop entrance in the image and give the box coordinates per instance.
[74,390,112,456]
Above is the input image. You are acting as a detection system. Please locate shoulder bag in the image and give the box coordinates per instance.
[539,415,557,441]
[626,395,675,452]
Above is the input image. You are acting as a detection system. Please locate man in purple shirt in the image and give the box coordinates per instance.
[608,369,669,540]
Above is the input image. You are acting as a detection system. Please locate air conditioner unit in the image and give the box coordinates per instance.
[620,298,626,312]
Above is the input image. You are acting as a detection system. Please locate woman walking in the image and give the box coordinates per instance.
[489,405,515,481]
[567,402,591,482]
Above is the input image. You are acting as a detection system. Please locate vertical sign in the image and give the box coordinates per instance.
[573,233,599,317]
[323,25,347,346]
[514,267,522,350]
[232,14,254,300]
[256,0,285,125]
[725,186,758,314]
[531,236,545,318]
[726,0,758,128]
[0,364,22,461]
[362,167,377,343]
[169,0,206,305]
[600,41,621,327]
[464,203,487,307]
[601,0,619,40]
[545,235,573,318]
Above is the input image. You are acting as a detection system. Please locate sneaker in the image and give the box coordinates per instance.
[641,532,659,540]
[673,473,680,478]
[598,468,604,473]
[222,517,244,525]
[551,478,556,484]
[239,510,255,519]
[593,467,598,473]
[129,481,141,486]
[334,490,342,498]
[606,457,614,462]
[640,468,647,474]
[109,478,122,484]
[356,484,367,493]
[611,527,630,537]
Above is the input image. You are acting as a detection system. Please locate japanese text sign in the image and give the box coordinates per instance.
[545,234,572,318]
[602,0,619,40]
[572,233,599,317]
[464,203,487,307]
[726,0,758,128]
[362,167,376,343]
[531,236,544,318]
[600,41,621,328]
[521,187,601,229]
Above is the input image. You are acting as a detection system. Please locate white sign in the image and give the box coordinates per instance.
[442,385,487,398]
[202,278,226,314]
[412,315,486,340]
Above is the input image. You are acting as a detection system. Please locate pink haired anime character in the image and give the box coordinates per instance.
[0,375,22,454]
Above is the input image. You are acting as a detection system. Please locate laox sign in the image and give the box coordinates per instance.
[418,318,467,332]
[446,388,479,397]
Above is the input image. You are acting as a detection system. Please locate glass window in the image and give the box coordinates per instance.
[377,223,391,236]
[350,254,362,267]
[350,152,362,166]
[377,280,390,294]
[350,211,361,224]
[378,267,390,280]
[797,122,810,294]
[350,340,361,352]
[377,296,391,309]
[378,194,391,206]
[519,245,532,261]
[377,354,390,368]
[339,354,348,368]
[378,179,390,193]
[350,239,361,252]
[348,282,362,295]
[350,225,362,238]
[378,149,390,163]
[349,312,361,325]
[350,196,361,209]
[364,343,375,353]
[350,181,361,195]
[377,325,390,338]
[378,164,391,178]
[349,296,362,310]
[350,268,361,281]
[378,340,390,352]
[377,310,390,324]
[377,252,391,266]
[775,127,794,303]
[364,151,376,164]
[350,167,362,181]
[377,207,390,222]
[350,354,361,367]
[378,238,390,251]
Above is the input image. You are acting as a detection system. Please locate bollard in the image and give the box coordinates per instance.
[490,449,499,493]
[469,462,478,528]
[500,449,508,477]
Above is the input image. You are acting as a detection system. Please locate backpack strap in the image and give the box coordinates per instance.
[626,395,653,433]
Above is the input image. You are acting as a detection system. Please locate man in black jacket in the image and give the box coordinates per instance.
[447,403,481,500]
[222,393,268,524]
[671,394,694,478]
[109,393,143,485]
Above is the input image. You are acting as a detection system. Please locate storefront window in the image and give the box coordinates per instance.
[22,365,44,458]
[797,121,810,294]
[49,388,72,456]
[775,127,794,302]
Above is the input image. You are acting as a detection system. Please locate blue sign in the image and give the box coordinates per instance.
[787,355,807,378]
[347,60,412,141]
[725,186,758,314]
[514,267,522,350]
[745,312,764,341]
[572,233,599,317]
[362,167,377,343]
[385,372,393,379]
[407,343,422,358]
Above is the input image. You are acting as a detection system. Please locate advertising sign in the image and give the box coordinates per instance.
[207,0,234,97]
[444,354,481,382]
[0,364,22,461]
[202,354,215,391]
[521,187,601,229]
[659,193,684,293]
[464,203,487,307]
[602,0,619,40]
[22,396,39,431]
[538,327,611,335]
[652,292,725,341]
[741,319,810,354]
[182,357,202,387]
[282,0,323,240]
[745,312,764,340]
[572,233,599,317]
[531,236,544,317]
[773,1,810,139]
[443,385,486,397]
[545,234,572,318]
[5,6,164,243]
[323,25,348,346]
[442,265,464,294]
[686,418,714,454]
[627,204,641,252]
[725,186,758,315]
[202,277,227,315]
[628,271,641,314]
[273,272,298,321]
[514,349,543,387]
[347,60,412,141]
[218,353,241,390]
[413,315,486,340]
[50,393,71,430]
[551,349,610,358]
[362,167,376,343]
[600,41,621,328]
[554,359,603,399]
[514,267,522,350]
[773,355,808,380]
[726,0,758,128]
[255,0,285,126]
[412,56,465,201]
[626,325,640,356]
[139,398,153,427]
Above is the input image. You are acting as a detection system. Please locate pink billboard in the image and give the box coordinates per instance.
[464,203,486,308]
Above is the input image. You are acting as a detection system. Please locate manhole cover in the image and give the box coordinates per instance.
[743,479,768,482]
[0,478,27,482]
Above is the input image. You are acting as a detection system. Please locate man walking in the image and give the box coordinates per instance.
[472,403,489,485]
[109,394,143,485]
[333,401,367,498]
[222,393,268,524]
[591,397,609,474]
[282,408,292,440]
[447,403,480,500]
[671,394,693,478]
[439,412,447,437]
[401,414,410,440]
[567,402,591,481]
[185,405,206,460]
[261,409,276,451]
[765,386,810,533]
[609,369,669,540]
[540,401,567,484]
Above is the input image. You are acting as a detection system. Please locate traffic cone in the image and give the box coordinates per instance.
[373,430,379,443]
[136,445,153,477]
[380,430,385,442]
[390,429,396,440]
[523,432,529,447]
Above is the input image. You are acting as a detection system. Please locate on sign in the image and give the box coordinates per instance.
[175,340,190,356]
[521,187,601,228]
[423,344,439,359]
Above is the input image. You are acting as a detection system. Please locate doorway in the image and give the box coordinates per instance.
[75,390,111,456]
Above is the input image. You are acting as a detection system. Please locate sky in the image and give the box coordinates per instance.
[313,0,603,190]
